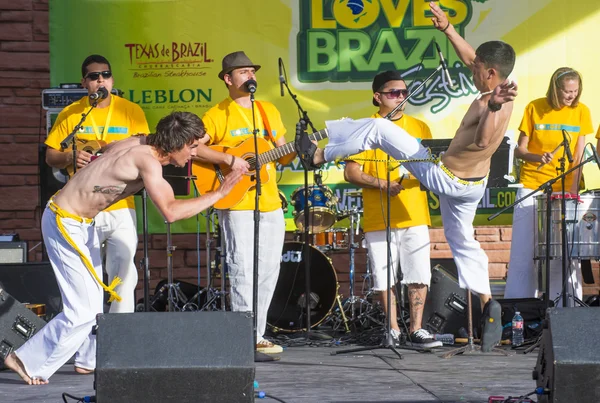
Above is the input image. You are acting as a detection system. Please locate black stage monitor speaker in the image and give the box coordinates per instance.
[0,289,47,368]
[95,312,255,403]
[533,308,600,403]
[423,264,482,337]
[0,262,62,320]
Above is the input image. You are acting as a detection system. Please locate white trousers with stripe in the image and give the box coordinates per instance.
[324,118,491,295]
[94,208,138,313]
[16,207,103,380]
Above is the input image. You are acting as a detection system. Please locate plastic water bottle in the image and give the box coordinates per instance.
[511,311,524,346]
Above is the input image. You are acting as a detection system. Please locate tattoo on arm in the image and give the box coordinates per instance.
[360,172,381,187]
[93,185,126,194]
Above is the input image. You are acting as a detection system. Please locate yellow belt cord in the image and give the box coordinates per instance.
[48,201,122,303]
[342,154,487,186]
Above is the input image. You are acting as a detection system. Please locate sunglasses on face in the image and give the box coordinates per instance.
[379,89,409,99]
[85,71,112,81]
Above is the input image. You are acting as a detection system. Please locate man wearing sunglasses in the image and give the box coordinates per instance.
[344,71,441,349]
[44,54,149,373]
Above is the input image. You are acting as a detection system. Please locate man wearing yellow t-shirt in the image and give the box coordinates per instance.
[201,51,296,355]
[344,71,441,348]
[45,55,148,327]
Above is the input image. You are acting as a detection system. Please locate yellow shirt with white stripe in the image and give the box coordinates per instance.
[349,113,432,233]
[45,95,149,211]
[202,97,286,212]
[518,98,593,191]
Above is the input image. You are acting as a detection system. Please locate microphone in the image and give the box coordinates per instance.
[245,79,257,94]
[434,42,453,87]
[89,86,108,101]
[278,58,285,97]
[561,129,574,163]
[591,145,600,166]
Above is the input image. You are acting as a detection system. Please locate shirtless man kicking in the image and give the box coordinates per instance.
[302,2,517,351]
[5,111,241,384]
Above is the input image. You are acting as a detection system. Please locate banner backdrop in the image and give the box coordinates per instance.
[49,0,600,233]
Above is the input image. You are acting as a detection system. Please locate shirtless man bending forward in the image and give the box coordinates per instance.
[304,2,518,351]
[5,111,241,384]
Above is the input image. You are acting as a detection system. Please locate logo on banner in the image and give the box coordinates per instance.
[294,0,478,112]
[124,42,214,78]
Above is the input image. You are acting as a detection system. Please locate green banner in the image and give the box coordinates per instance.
[49,0,600,233]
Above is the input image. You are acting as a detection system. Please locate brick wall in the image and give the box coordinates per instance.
[0,2,598,304]
[0,0,49,262]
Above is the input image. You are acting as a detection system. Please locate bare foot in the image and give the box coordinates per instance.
[74,366,94,375]
[313,148,325,165]
[4,353,48,385]
[31,377,49,385]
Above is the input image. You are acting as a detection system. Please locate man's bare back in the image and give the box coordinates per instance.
[442,95,514,178]
[52,136,152,218]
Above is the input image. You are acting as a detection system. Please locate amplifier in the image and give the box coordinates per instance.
[42,88,88,110]
[0,241,27,264]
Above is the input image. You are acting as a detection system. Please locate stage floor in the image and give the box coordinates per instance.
[0,342,539,403]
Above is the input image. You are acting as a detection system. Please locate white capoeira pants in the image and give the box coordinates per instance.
[218,209,285,340]
[94,208,138,313]
[16,206,103,380]
[505,187,582,305]
[366,226,431,291]
[324,118,491,295]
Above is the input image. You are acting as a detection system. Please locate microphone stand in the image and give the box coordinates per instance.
[333,65,447,357]
[140,189,150,312]
[281,76,331,342]
[59,99,99,174]
[249,88,277,362]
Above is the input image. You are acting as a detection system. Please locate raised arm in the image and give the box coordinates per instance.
[430,1,476,70]
[140,155,241,223]
[474,80,518,149]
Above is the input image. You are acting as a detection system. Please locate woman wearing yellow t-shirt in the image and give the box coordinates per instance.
[504,68,593,304]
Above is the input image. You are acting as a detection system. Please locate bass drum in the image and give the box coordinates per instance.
[267,242,338,332]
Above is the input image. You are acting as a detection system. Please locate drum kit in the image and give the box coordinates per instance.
[267,185,385,335]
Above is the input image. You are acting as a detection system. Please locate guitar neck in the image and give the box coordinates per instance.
[259,128,328,165]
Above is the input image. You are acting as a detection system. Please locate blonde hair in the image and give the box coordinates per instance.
[546,67,582,109]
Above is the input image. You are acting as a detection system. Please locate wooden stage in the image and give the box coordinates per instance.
[0,342,540,403]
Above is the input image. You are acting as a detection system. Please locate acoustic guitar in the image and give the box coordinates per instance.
[192,129,328,210]
[65,138,106,177]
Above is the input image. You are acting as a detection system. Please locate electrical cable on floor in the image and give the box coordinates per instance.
[62,392,95,402]
[255,390,288,402]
